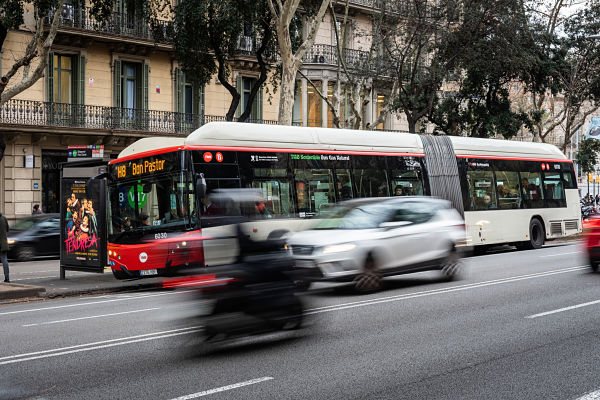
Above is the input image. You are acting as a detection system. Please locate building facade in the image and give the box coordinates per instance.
[0,0,406,221]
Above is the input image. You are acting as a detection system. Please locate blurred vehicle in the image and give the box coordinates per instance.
[287,197,466,292]
[581,198,596,220]
[583,216,600,272]
[163,225,304,345]
[7,214,61,261]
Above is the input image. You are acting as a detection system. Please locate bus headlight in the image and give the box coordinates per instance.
[322,243,357,254]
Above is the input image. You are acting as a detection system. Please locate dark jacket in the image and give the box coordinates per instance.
[0,213,8,252]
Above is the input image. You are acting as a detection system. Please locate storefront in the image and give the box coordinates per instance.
[42,150,68,213]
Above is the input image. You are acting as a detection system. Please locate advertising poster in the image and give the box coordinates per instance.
[60,178,104,270]
[586,116,600,139]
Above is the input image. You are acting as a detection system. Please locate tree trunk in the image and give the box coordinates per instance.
[278,55,297,125]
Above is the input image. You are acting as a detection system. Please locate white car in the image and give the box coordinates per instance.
[287,197,466,292]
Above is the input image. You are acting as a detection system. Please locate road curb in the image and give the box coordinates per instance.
[42,281,163,299]
[0,282,45,300]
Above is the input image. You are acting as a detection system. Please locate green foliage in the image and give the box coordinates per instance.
[576,139,600,174]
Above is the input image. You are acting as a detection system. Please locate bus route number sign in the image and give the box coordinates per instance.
[116,158,167,179]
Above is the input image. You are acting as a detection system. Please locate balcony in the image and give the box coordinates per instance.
[50,5,174,44]
[302,44,391,74]
[0,100,278,136]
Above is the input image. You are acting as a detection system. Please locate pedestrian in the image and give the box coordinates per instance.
[32,204,42,215]
[0,211,9,283]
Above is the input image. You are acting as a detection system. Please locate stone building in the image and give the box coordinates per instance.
[0,0,405,222]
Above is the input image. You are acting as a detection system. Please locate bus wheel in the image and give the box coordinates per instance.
[591,258,599,273]
[112,269,130,280]
[353,255,381,293]
[527,219,545,249]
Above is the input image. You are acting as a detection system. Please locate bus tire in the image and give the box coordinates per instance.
[527,218,545,249]
[112,269,130,280]
[591,258,599,273]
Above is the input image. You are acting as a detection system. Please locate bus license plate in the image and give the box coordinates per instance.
[140,269,158,276]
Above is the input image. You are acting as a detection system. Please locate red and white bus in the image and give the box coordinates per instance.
[107,122,580,279]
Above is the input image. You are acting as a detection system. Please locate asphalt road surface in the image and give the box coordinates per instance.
[2,243,600,400]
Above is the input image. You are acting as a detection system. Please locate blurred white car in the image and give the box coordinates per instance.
[287,197,466,292]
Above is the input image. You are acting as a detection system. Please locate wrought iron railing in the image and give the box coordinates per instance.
[301,44,392,73]
[50,6,174,43]
[0,100,278,135]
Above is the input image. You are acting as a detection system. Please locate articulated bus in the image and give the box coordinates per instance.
[107,122,580,279]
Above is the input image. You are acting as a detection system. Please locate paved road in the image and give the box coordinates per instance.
[1,243,600,400]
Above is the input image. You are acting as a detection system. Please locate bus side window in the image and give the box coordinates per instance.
[467,170,497,210]
[390,169,423,196]
[251,168,294,218]
[353,169,389,197]
[520,171,544,208]
[294,169,335,216]
[495,171,521,209]
[542,172,566,207]
[335,169,354,201]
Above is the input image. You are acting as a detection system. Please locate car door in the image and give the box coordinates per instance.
[35,218,61,255]
[385,202,438,269]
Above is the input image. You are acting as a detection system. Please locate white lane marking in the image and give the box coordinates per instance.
[539,252,581,258]
[0,326,202,365]
[169,377,274,400]
[0,291,184,316]
[22,307,160,327]
[575,389,600,400]
[305,266,587,314]
[526,299,600,319]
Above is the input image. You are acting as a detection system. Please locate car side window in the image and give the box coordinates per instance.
[37,218,60,231]
[391,203,437,224]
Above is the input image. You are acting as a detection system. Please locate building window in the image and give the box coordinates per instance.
[53,55,72,103]
[236,76,262,121]
[122,63,137,109]
[47,52,85,105]
[175,68,205,129]
[327,81,336,128]
[113,60,148,110]
[307,81,322,127]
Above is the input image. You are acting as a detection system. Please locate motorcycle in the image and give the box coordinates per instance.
[163,226,305,346]
[581,199,596,219]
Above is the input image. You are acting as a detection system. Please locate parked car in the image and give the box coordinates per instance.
[287,197,466,292]
[7,214,61,261]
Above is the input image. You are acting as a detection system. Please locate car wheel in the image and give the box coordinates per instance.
[16,246,35,262]
[441,248,463,280]
[353,255,381,293]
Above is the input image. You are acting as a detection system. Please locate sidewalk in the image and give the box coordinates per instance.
[0,260,166,303]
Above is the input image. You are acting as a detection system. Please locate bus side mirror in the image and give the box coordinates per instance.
[86,172,112,197]
[196,173,207,198]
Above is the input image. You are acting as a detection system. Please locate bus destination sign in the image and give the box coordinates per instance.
[114,155,172,180]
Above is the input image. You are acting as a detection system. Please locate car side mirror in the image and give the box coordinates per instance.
[379,221,412,229]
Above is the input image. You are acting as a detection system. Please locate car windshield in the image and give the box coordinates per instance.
[314,202,391,230]
[11,218,36,231]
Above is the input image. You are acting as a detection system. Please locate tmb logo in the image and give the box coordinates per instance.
[139,252,148,263]
[203,152,213,162]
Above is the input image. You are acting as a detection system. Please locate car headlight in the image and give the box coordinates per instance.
[322,243,357,254]
[7,239,15,245]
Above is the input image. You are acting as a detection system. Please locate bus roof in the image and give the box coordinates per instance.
[117,122,567,161]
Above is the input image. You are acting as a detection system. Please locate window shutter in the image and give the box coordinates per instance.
[77,54,86,105]
[47,52,55,102]
[113,59,121,108]
[235,75,242,118]
[197,84,205,116]
[142,62,149,110]
[175,68,184,113]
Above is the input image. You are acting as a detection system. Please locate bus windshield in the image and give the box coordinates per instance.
[108,171,191,243]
